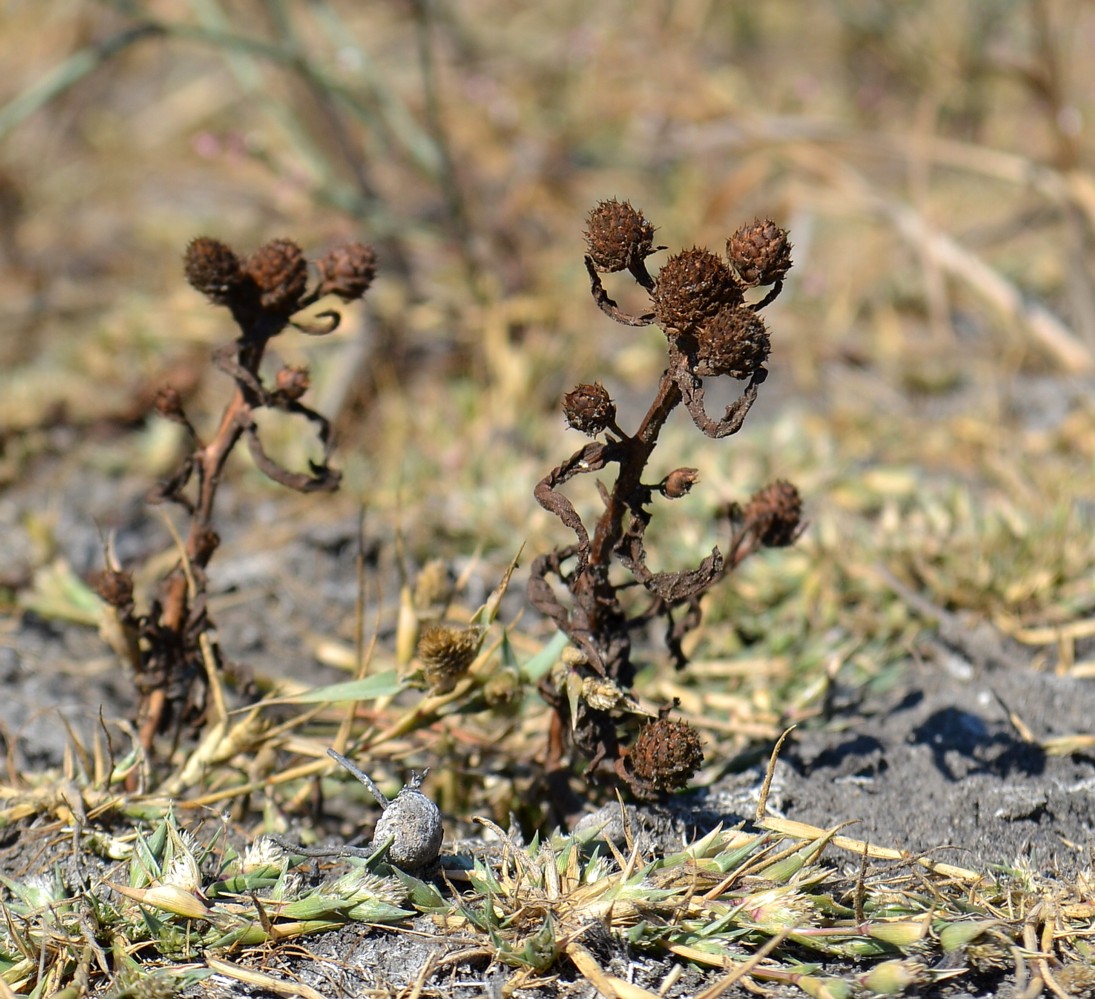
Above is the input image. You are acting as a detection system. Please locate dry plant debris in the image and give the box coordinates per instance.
[94,237,377,765]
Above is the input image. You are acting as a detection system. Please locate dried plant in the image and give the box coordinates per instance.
[529,200,804,798]
[96,236,377,760]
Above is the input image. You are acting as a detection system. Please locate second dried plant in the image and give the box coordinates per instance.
[530,199,804,799]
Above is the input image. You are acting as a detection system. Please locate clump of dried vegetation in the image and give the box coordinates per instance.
[531,200,803,798]
[95,235,377,766]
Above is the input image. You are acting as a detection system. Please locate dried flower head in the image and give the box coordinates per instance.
[184,237,243,305]
[317,242,377,300]
[585,199,657,273]
[726,218,792,287]
[630,717,703,792]
[275,365,310,401]
[662,467,700,499]
[691,306,771,379]
[417,624,481,694]
[563,382,617,436]
[653,248,743,335]
[246,238,308,315]
[744,480,803,547]
[95,569,134,608]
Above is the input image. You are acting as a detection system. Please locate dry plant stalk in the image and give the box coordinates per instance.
[96,237,377,759]
[529,200,804,798]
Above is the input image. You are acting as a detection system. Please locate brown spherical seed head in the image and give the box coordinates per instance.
[563,382,617,437]
[316,242,377,301]
[663,467,700,499]
[417,624,482,694]
[744,479,803,547]
[585,199,657,273]
[246,238,308,315]
[653,248,743,336]
[184,237,243,305]
[726,218,792,287]
[691,306,771,379]
[630,717,704,792]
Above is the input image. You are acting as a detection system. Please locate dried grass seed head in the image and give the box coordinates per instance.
[563,382,616,436]
[246,238,308,315]
[184,237,243,305]
[417,624,482,694]
[585,198,657,273]
[745,479,803,547]
[653,248,743,336]
[690,306,771,379]
[630,717,704,792]
[317,242,378,301]
[726,218,792,287]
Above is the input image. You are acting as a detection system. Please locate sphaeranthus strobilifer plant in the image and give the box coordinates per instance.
[96,236,376,758]
[530,199,803,799]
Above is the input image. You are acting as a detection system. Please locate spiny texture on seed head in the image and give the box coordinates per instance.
[563,382,616,436]
[653,248,743,335]
[246,238,307,315]
[691,306,771,379]
[744,479,803,547]
[630,717,703,792]
[418,624,481,694]
[726,218,792,287]
[585,198,657,273]
[184,237,243,305]
[317,242,377,301]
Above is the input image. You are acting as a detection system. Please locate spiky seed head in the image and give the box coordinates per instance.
[563,382,616,436]
[417,624,481,694]
[691,306,771,379]
[726,218,792,287]
[184,236,243,304]
[744,480,803,547]
[246,238,308,315]
[663,467,700,498]
[95,568,134,608]
[653,248,743,336]
[316,242,377,300]
[585,198,657,273]
[372,782,444,870]
[275,365,310,400]
[630,717,704,792]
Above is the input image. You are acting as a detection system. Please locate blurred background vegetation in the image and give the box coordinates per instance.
[2,0,1094,747]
